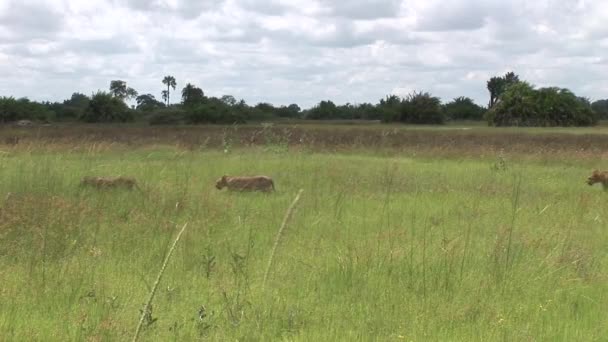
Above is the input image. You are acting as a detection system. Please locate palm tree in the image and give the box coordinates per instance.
[487,76,503,108]
[162,75,177,106]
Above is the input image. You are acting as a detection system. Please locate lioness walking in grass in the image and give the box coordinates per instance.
[587,170,608,190]
[215,175,275,193]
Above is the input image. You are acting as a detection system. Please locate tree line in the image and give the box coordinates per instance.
[1,72,606,126]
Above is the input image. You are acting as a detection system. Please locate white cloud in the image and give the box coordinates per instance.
[1,0,607,108]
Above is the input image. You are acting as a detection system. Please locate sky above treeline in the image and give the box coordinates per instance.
[1,0,607,109]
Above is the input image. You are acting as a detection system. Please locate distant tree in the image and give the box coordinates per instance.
[81,91,132,123]
[487,71,520,108]
[398,91,444,124]
[306,100,338,119]
[109,80,138,101]
[55,92,90,119]
[274,103,301,118]
[0,96,55,122]
[185,97,245,124]
[486,82,597,126]
[162,75,177,105]
[161,90,169,105]
[181,83,205,107]
[221,95,238,106]
[136,93,165,111]
[443,96,485,120]
[591,99,608,119]
[378,94,402,122]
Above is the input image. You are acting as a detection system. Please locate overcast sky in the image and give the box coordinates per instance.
[1,0,606,109]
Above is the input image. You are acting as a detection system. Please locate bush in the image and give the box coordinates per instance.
[591,99,608,119]
[399,91,445,124]
[306,100,339,119]
[443,96,485,120]
[486,82,598,126]
[185,98,245,124]
[81,91,133,123]
[148,109,186,125]
[0,97,55,123]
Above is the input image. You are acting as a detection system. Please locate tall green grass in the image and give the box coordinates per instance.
[0,145,606,341]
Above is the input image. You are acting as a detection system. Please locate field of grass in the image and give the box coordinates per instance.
[1,124,607,341]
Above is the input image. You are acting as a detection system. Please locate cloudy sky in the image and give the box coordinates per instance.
[1,0,607,109]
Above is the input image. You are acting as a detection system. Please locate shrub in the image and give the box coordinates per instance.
[399,91,445,124]
[0,97,55,123]
[185,98,245,124]
[591,99,608,119]
[443,96,485,121]
[81,91,133,123]
[486,82,598,127]
[148,109,186,125]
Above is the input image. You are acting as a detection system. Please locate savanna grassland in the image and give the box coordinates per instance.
[0,123,607,341]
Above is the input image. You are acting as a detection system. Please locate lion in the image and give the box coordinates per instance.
[215,175,275,193]
[586,170,608,190]
[80,176,139,190]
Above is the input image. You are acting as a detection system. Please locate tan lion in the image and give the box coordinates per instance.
[586,170,608,190]
[215,175,275,193]
[80,176,139,190]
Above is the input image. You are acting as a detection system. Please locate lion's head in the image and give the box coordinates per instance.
[215,175,228,189]
[587,170,606,186]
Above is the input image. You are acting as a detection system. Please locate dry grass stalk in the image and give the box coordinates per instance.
[262,189,304,291]
[132,222,189,342]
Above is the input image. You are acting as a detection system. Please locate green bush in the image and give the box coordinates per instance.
[486,82,598,126]
[0,97,55,123]
[444,96,485,121]
[591,99,608,119]
[399,91,445,124]
[148,109,186,125]
[185,98,245,124]
[81,91,133,123]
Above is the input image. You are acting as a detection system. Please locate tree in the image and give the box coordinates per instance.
[181,83,205,107]
[487,71,520,108]
[81,91,132,123]
[109,80,138,101]
[485,82,598,126]
[162,75,177,105]
[56,93,90,119]
[378,94,402,122]
[306,100,338,119]
[185,97,245,124]
[443,96,485,120]
[221,95,237,106]
[399,91,444,124]
[161,90,169,105]
[136,94,165,111]
[591,99,608,119]
[0,97,55,123]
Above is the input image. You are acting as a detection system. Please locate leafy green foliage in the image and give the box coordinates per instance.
[162,75,177,105]
[148,108,186,125]
[275,104,301,118]
[443,96,485,120]
[136,94,165,112]
[109,80,138,101]
[591,99,608,119]
[378,95,402,122]
[0,96,55,123]
[81,91,133,123]
[181,83,205,108]
[306,100,338,119]
[486,82,598,126]
[398,91,445,124]
[487,71,520,108]
[185,97,245,124]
